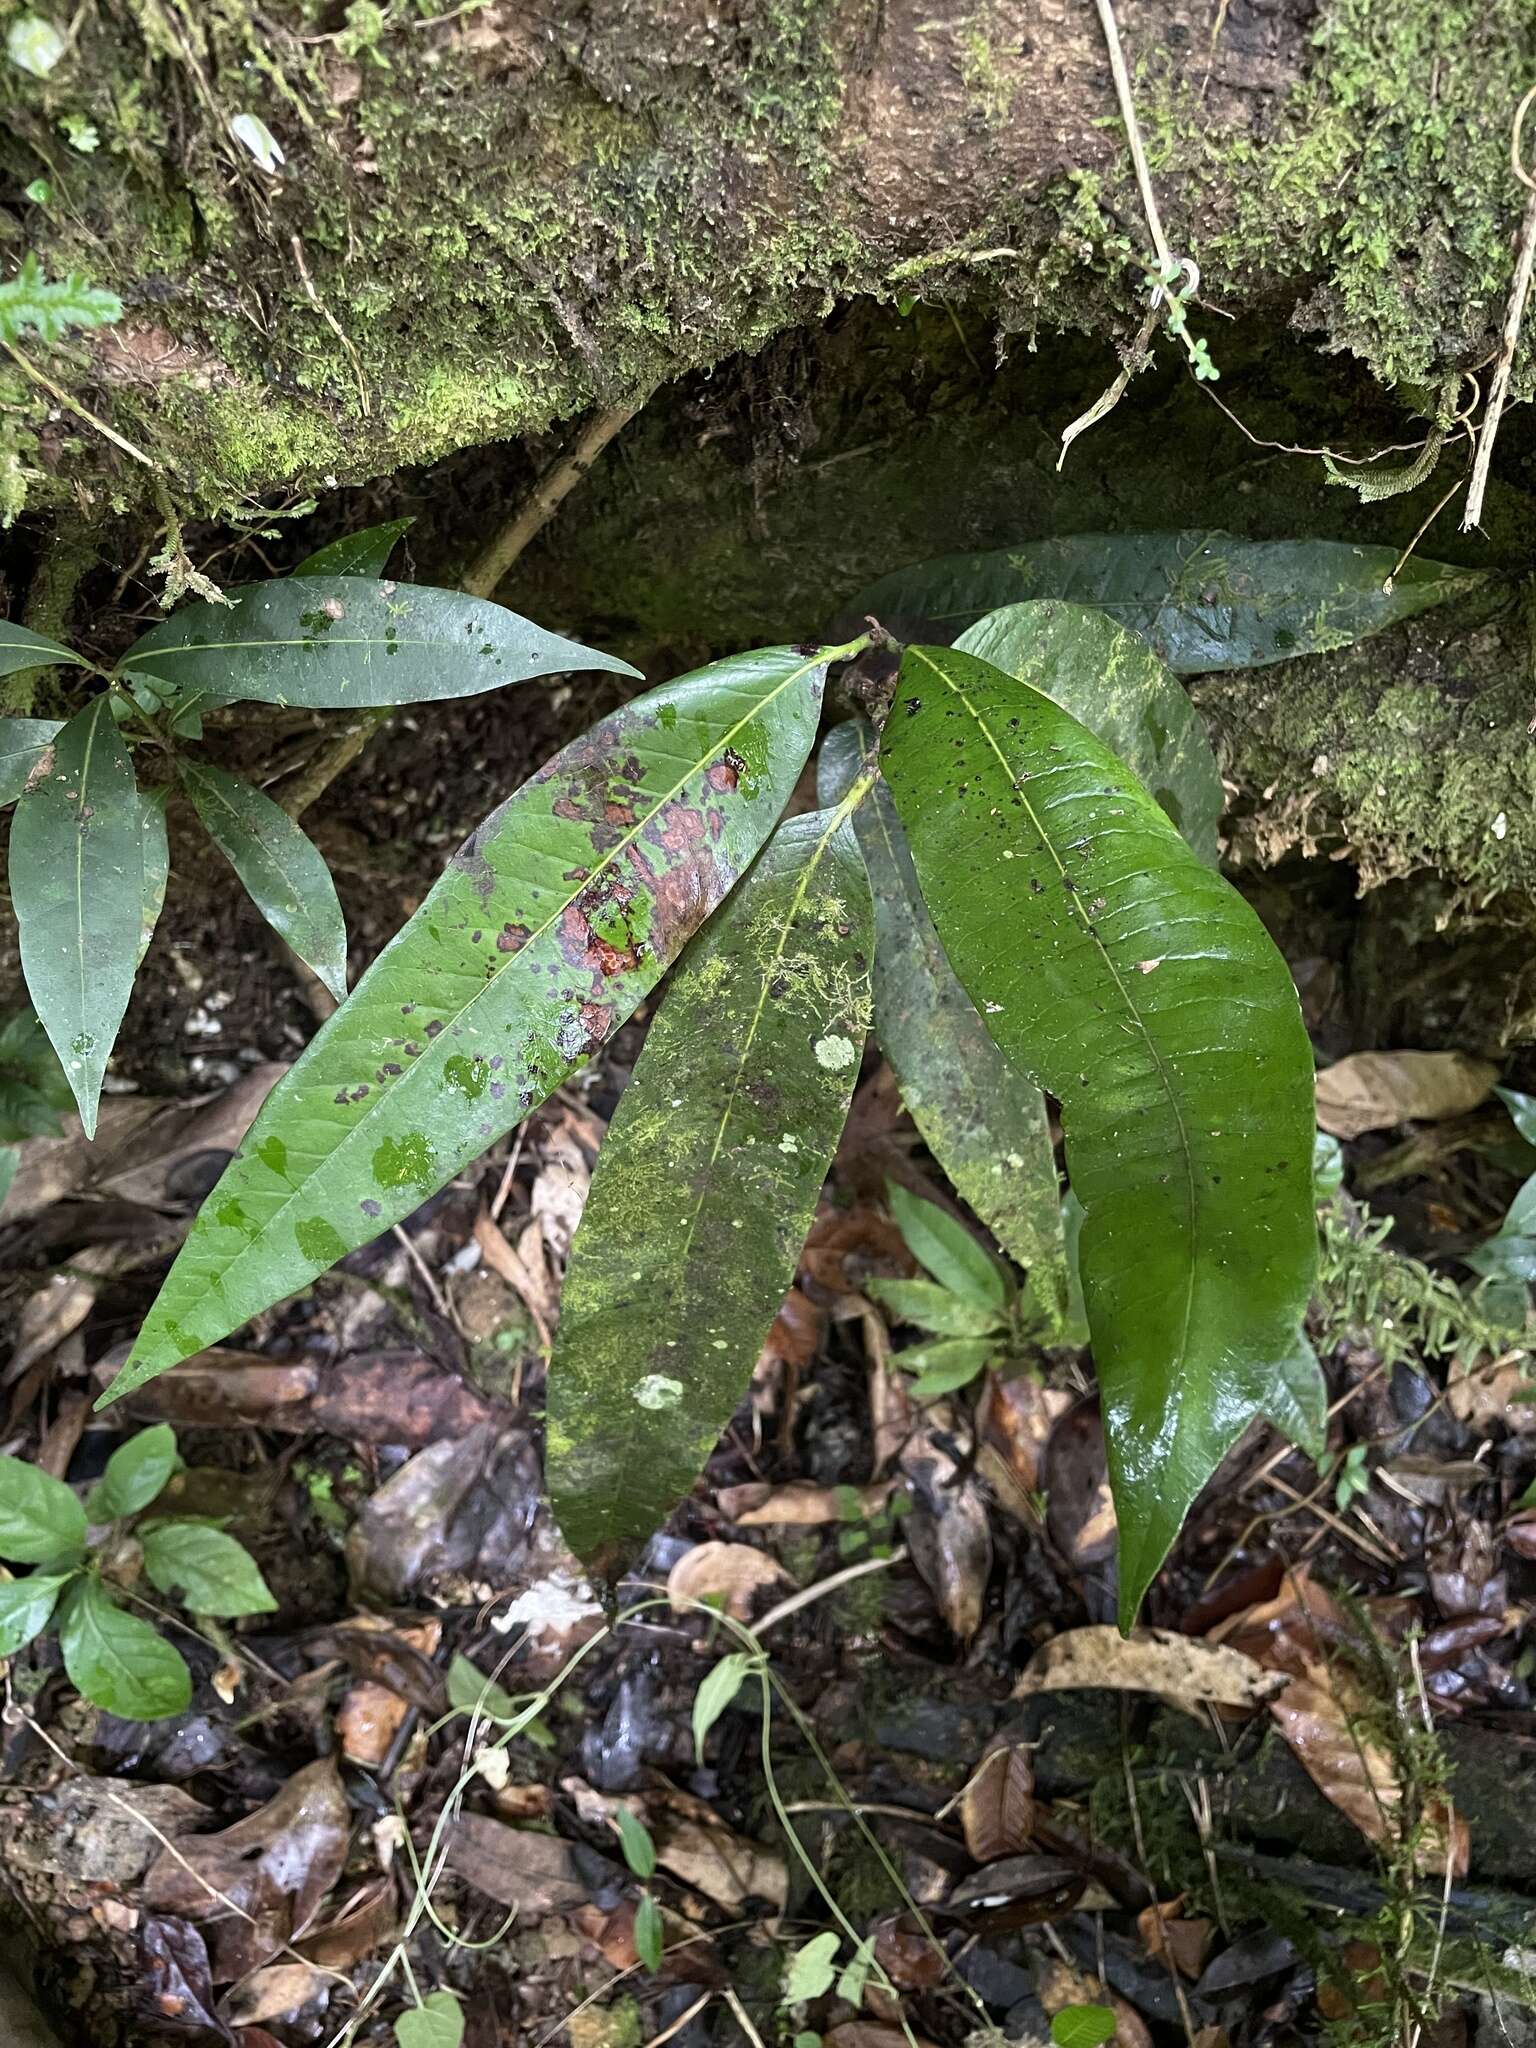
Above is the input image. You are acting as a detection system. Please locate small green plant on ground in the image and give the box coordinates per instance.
[0,1422,275,1719]
[1,524,1475,1619]
[0,1003,74,1205]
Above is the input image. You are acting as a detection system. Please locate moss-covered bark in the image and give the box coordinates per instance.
[1,0,1533,516]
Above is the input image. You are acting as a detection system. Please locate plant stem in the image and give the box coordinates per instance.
[462,395,650,599]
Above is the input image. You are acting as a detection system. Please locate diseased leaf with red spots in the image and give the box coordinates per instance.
[548,805,873,1574]
[101,648,836,1404]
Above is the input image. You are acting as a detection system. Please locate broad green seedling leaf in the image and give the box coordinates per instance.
[1050,2007,1117,2048]
[138,787,169,967]
[294,518,413,579]
[0,717,63,803]
[693,1650,752,1760]
[900,1337,996,1398]
[548,805,873,1572]
[180,760,349,1001]
[0,623,87,680]
[839,532,1480,672]
[819,722,1068,1317]
[615,1807,657,1880]
[90,1423,177,1520]
[882,622,1319,1622]
[104,646,840,1402]
[0,1568,74,1654]
[57,1577,192,1719]
[11,698,145,1135]
[634,1893,664,1972]
[956,603,1224,866]
[865,1277,1001,1336]
[886,1181,1008,1311]
[141,1522,277,1616]
[0,1450,86,1561]
[117,576,640,709]
[447,1652,523,1724]
[784,1932,840,2003]
[396,1993,465,2048]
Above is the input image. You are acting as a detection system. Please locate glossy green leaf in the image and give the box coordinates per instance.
[90,1424,178,1521]
[0,1007,73,1143]
[866,1276,1002,1336]
[396,1993,465,2048]
[1498,1086,1536,1147]
[141,1521,277,1616]
[0,1451,86,1562]
[181,760,348,1001]
[955,603,1224,865]
[634,1893,664,1973]
[819,722,1069,1319]
[839,532,1480,673]
[1050,2006,1116,2048]
[117,576,640,709]
[57,1576,192,1720]
[0,717,62,803]
[1465,1172,1536,1282]
[886,1181,1009,1311]
[547,805,873,1572]
[900,1336,996,1398]
[138,786,169,967]
[11,698,145,1137]
[0,623,87,680]
[615,1807,657,1880]
[103,645,839,1404]
[882,627,1319,1623]
[693,1650,753,1760]
[0,1568,74,1655]
[294,518,413,579]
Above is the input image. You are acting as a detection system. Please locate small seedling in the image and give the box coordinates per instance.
[872,1180,1046,1398]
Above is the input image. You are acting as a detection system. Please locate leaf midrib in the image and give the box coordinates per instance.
[132,652,827,1370]
[906,646,1199,1381]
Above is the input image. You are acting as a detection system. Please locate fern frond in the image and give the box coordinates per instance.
[0,254,122,347]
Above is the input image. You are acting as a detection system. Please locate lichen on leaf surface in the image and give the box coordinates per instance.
[101,647,834,1405]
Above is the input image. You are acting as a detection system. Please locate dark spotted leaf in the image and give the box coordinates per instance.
[956,603,1224,865]
[0,624,87,680]
[294,518,413,579]
[57,1576,192,1720]
[839,532,1480,673]
[180,760,348,1001]
[819,721,1070,1320]
[117,576,639,709]
[11,698,145,1136]
[548,806,873,1571]
[882,622,1319,1623]
[102,646,839,1404]
[0,717,62,804]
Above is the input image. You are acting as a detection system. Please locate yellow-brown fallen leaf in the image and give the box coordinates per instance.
[649,1785,788,1913]
[1136,1894,1214,1980]
[1218,1572,1468,1877]
[716,1480,894,1526]
[1446,1353,1536,1434]
[1315,1050,1497,1140]
[1014,1626,1286,1715]
[960,1741,1036,1863]
[334,1616,441,1767]
[667,1541,788,1620]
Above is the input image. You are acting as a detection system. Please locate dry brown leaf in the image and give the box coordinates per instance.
[801,1203,911,1297]
[531,1119,592,1261]
[1136,1896,1214,1979]
[1219,1572,1468,1876]
[1014,1627,1286,1714]
[474,1210,558,1344]
[143,1758,349,1981]
[444,1815,613,1917]
[1044,1399,1118,1570]
[1446,1353,1536,1433]
[335,1617,441,1766]
[221,1962,329,2026]
[653,1812,788,1913]
[960,1742,1036,1864]
[717,1480,894,1526]
[902,1413,993,1639]
[977,1373,1074,1517]
[872,1914,945,1989]
[296,1877,398,1971]
[1314,1050,1498,1140]
[666,1541,788,1620]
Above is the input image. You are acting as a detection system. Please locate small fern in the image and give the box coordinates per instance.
[0,253,121,347]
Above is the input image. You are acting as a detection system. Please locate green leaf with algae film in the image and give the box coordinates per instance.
[881,627,1319,1625]
[548,806,873,1572]
[180,760,349,1002]
[955,603,1224,867]
[117,575,639,710]
[101,646,837,1405]
[294,518,413,579]
[819,720,1069,1322]
[11,698,146,1138]
[836,531,1481,673]
[0,717,63,804]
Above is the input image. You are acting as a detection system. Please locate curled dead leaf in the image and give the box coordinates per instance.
[1135,1895,1214,1980]
[1314,1050,1498,1140]
[716,1480,894,1526]
[960,1741,1036,1863]
[666,1540,788,1620]
[1014,1627,1286,1715]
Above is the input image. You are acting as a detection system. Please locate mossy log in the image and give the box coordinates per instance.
[1,0,1534,516]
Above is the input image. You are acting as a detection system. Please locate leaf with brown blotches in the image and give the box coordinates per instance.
[960,1742,1036,1864]
[1014,1627,1286,1715]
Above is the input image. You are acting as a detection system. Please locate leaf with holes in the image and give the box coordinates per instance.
[0,717,63,803]
[295,518,413,579]
[956,602,1224,865]
[57,1576,192,1720]
[547,806,872,1572]
[117,576,639,709]
[181,760,349,1001]
[882,621,1319,1623]
[838,531,1479,672]
[102,646,838,1404]
[11,698,145,1136]
[819,721,1069,1319]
